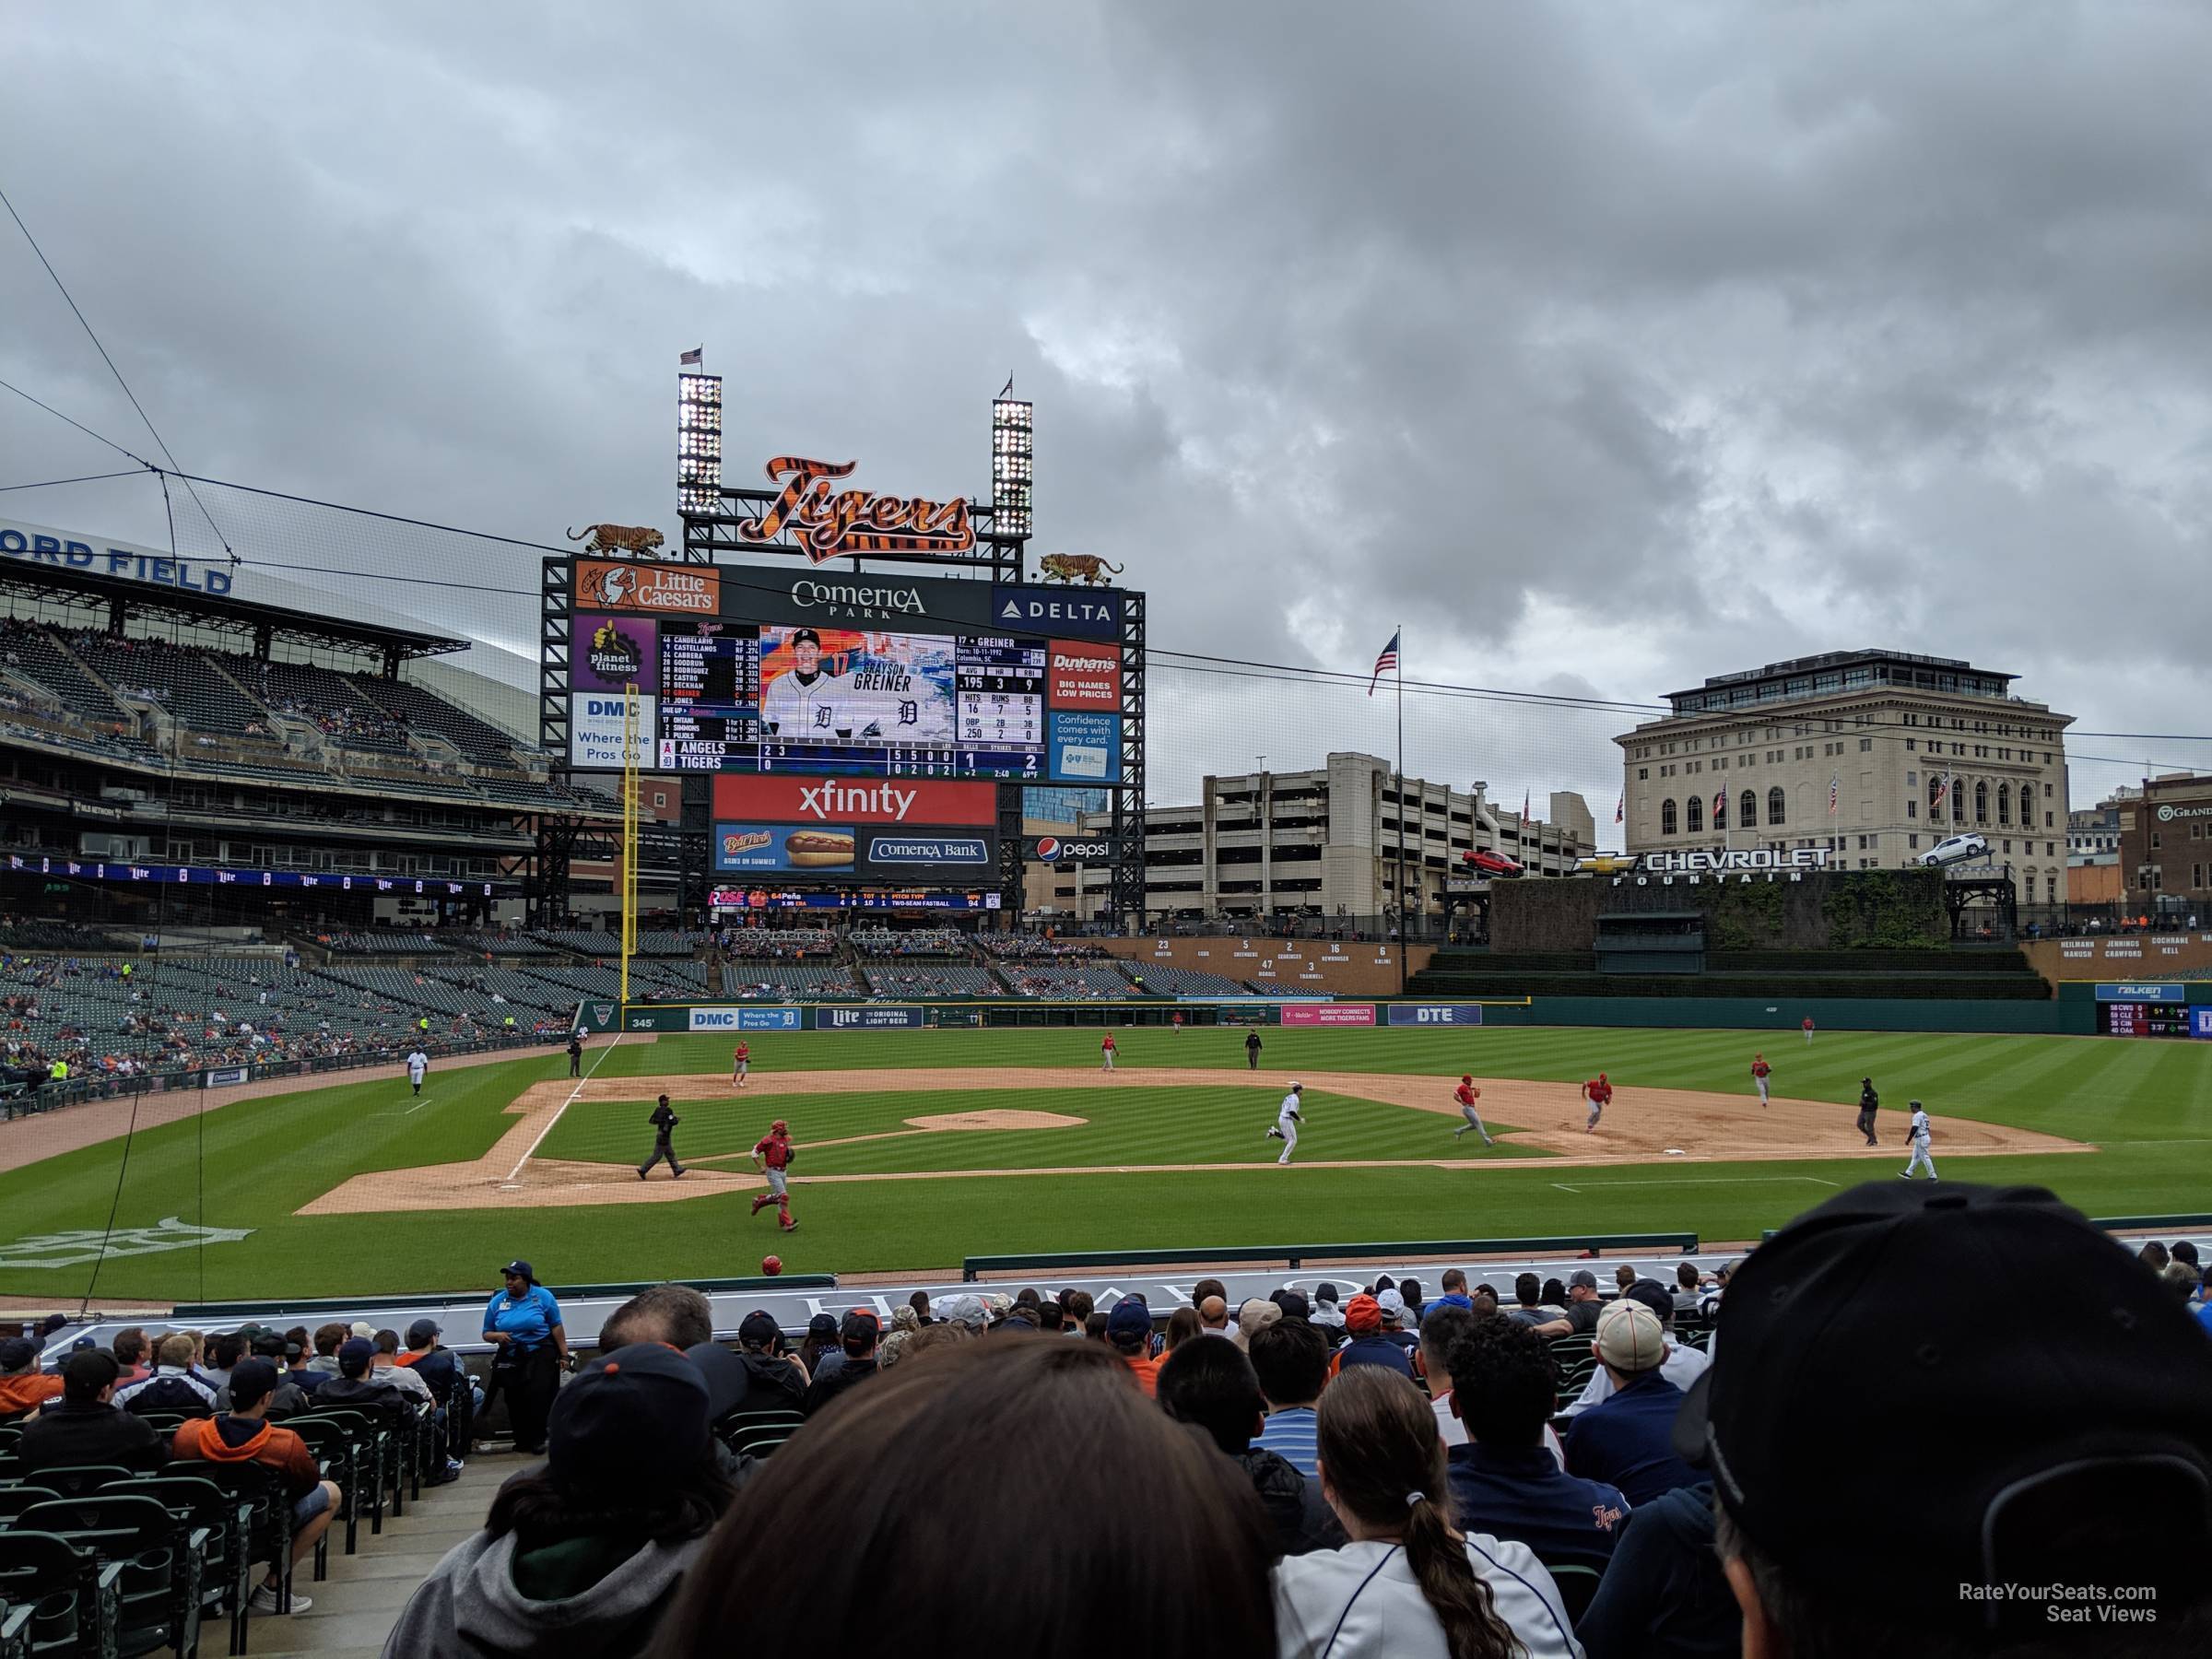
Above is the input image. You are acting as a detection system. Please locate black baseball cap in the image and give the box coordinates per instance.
[789,628,822,649]
[806,1312,839,1340]
[736,1311,782,1348]
[406,1319,441,1347]
[1676,1181,2212,1633]
[0,1336,35,1371]
[840,1309,880,1346]
[229,1357,281,1408]
[549,1344,711,1491]
[501,1260,535,1282]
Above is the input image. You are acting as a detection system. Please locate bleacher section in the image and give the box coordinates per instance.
[720,963,861,1000]
[995,965,1136,999]
[860,962,1003,997]
[358,674,520,762]
[1118,964,1247,996]
[1405,945,2053,1000]
[251,659,414,754]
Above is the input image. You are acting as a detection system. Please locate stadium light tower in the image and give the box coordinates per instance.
[992,391,1032,541]
[677,371,724,531]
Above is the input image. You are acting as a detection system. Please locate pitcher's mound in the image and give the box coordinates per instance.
[905,1110,1087,1133]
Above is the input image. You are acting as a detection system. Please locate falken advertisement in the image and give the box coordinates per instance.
[715,822,994,879]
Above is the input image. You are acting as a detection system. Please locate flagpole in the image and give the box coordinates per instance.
[1395,624,1407,995]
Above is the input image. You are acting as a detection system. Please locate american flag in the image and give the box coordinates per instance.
[679,347,703,366]
[1615,794,1624,825]
[1367,629,1401,696]
[1829,774,1841,815]
[1712,790,1725,827]
[1931,770,1951,809]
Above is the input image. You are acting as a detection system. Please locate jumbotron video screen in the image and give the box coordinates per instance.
[562,560,1125,784]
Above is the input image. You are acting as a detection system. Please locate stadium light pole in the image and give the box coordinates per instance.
[992,394,1033,541]
[678,371,724,528]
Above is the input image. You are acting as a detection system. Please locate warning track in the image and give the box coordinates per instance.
[293,1065,2088,1216]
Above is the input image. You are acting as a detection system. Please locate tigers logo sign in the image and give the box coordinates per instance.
[736,456,974,564]
[578,559,720,614]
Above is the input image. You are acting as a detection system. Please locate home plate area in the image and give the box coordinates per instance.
[291,1067,2087,1217]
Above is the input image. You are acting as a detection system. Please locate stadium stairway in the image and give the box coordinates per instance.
[198,1449,520,1658]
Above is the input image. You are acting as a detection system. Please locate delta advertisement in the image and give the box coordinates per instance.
[1280,1004,1378,1027]
[1384,1004,1486,1027]
[714,822,995,879]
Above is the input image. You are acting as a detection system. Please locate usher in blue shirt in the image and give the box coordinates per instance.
[482,1286,562,1351]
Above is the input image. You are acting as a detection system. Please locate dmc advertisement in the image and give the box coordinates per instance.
[2196,1009,2212,1040]
[1280,1004,1378,1027]
[570,692,654,769]
[572,613,660,694]
[1048,711,1119,782]
[1385,1004,1486,1027]
[687,1006,803,1032]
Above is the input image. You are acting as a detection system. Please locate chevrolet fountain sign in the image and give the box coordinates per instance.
[1618,846,1834,885]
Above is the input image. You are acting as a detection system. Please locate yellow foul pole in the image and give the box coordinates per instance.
[620,685,640,1011]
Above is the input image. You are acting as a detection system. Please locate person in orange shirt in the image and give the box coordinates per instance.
[1107,1298,1159,1396]
[171,1358,341,1614]
[0,1336,64,1417]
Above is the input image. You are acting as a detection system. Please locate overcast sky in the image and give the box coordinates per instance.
[5,1,2210,823]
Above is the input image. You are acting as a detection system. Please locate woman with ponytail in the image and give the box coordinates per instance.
[1274,1366,1583,1658]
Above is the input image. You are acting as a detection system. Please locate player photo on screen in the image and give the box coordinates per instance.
[758,627,957,745]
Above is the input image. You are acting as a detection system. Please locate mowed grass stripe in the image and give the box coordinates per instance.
[0,1027,2206,1300]
[540,1086,1543,1173]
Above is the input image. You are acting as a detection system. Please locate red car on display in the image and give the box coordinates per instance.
[1463,850,1524,877]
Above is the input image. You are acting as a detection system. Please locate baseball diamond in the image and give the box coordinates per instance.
[0,1022,2199,1306]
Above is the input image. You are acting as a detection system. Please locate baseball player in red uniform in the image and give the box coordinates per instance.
[1100,1031,1118,1072]
[749,1118,798,1231]
[732,1041,751,1088]
[1452,1075,1494,1145]
[1802,1015,1815,1045]
[1580,1073,1612,1133]
[1751,1052,1771,1107]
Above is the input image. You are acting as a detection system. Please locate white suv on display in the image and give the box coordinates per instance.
[1918,832,1992,868]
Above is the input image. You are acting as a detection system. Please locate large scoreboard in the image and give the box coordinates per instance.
[562,561,1126,784]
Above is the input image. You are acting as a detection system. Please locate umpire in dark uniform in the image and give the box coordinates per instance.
[1245,1029,1263,1071]
[640,1093,686,1180]
[1856,1077,1880,1147]
[567,1032,583,1077]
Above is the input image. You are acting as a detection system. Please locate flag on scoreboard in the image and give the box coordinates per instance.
[679,346,703,366]
[1368,630,1401,696]
[1829,773,1841,815]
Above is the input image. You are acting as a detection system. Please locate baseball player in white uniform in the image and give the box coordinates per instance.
[406,1049,429,1097]
[759,629,859,741]
[1901,1100,1938,1181]
[1264,1083,1304,1165]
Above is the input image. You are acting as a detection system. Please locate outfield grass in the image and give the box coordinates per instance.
[0,1025,2206,1302]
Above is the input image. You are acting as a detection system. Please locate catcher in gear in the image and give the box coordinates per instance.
[751,1118,799,1231]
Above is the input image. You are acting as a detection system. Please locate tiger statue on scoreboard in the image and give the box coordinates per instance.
[566,524,666,557]
[1036,553,1124,585]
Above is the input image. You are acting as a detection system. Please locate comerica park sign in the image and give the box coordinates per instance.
[1618,846,1835,886]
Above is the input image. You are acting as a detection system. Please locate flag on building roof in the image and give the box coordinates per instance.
[1368,630,1400,696]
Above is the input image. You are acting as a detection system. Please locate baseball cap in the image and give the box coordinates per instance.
[1314,1282,1340,1305]
[501,1260,535,1282]
[1593,1300,1665,1373]
[936,1294,988,1331]
[840,1309,880,1346]
[1568,1269,1599,1291]
[1621,1279,1673,1322]
[771,1119,787,1133]
[1344,1293,1383,1335]
[1106,1298,1153,1339]
[805,1312,839,1341]
[0,1336,35,1371]
[1675,1180,2212,1633]
[1374,1288,1406,1322]
[549,1344,711,1492]
[789,628,821,648]
[336,1337,375,1377]
[405,1319,441,1347]
[678,1341,749,1419]
[228,1357,281,1407]
[737,1311,782,1348]
[349,1321,377,1340]
[1274,1288,1312,1322]
[70,1335,99,1351]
